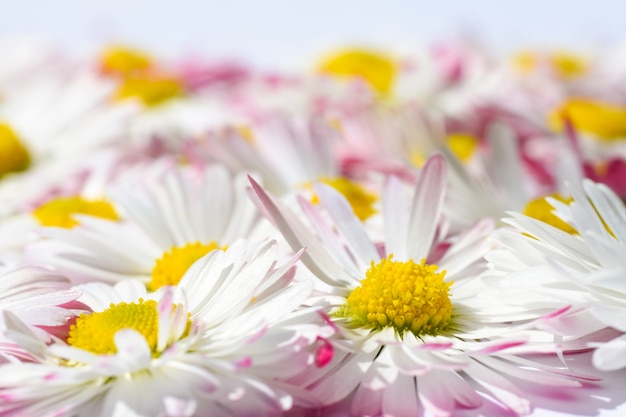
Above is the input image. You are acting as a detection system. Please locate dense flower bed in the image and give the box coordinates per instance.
[0,38,625,417]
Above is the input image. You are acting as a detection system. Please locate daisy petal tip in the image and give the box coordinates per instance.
[164,396,197,417]
[477,340,527,355]
[235,356,253,369]
[317,310,340,333]
[314,336,334,367]
[418,341,454,351]
[592,336,626,371]
[543,305,573,320]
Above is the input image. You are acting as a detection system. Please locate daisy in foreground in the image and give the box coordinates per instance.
[487,178,626,371]
[0,240,325,417]
[251,155,592,417]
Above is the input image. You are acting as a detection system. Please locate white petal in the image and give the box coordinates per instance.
[382,373,420,417]
[592,334,626,371]
[405,154,446,261]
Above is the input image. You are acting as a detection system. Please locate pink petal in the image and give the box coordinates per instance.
[315,337,334,368]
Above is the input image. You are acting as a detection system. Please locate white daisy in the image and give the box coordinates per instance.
[0,149,125,253]
[27,160,271,289]
[487,178,626,371]
[0,58,137,216]
[251,154,588,416]
[0,239,323,417]
[200,114,385,228]
[201,114,343,196]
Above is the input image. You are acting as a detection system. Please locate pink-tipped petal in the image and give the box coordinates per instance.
[315,337,334,368]
[406,154,447,261]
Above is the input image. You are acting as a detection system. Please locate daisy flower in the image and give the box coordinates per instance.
[0,149,127,253]
[251,154,588,416]
[201,115,343,195]
[0,57,136,217]
[486,178,626,371]
[0,239,324,417]
[27,160,269,288]
[200,114,384,226]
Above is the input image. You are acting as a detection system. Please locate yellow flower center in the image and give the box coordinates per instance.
[409,151,427,168]
[33,196,119,229]
[548,99,626,140]
[523,194,576,234]
[341,256,453,336]
[68,299,189,356]
[69,300,157,355]
[100,45,154,76]
[447,133,478,162]
[550,52,588,79]
[512,50,587,79]
[0,123,31,179]
[150,241,222,290]
[115,75,184,106]
[311,177,378,221]
[317,48,397,95]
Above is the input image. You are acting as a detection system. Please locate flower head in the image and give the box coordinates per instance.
[252,154,587,416]
[488,178,626,371]
[0,240,322,417]
[28,161,270,287]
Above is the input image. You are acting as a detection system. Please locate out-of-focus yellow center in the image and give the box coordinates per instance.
[236,124,255,143]
[549,99,626,140]
[342,256,453,336]
[150,241,222,290]
[311,177,378,221]
[318,48,397,95]
[550,52,588,79]
[513,51,587,79]
[100,45,154,76]
[0,123,31,179]
[115,75,184,106]
[447,133,478,162]
[523,194,576,234]
[409,151,427,168]
[33,196,119,228]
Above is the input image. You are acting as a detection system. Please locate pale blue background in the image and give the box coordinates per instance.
[2,0,625,68]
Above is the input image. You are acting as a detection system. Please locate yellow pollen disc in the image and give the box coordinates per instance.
[150,241,222,290]
[311,177,378,221]
[33,196,119,229]
[100,45,154,76]
[115,75,184,106]
[342,256,453,336]
[68,299,159,355]
[0,123,31,179]
[523,194,576,234]
[67,299,190,356]
[447,133,478,162]
[317,48,397,95]
[548,99,626,140]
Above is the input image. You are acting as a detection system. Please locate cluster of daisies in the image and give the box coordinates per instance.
[1,36,626,417]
